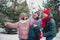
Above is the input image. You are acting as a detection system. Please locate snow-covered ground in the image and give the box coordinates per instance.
[0,28,60,40]
[0,28,19,40]
[53,32,60,40]
[0,32,60,40]
[0,34,19,40]
[53,28,60,40]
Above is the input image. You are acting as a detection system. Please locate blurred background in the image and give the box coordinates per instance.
[0,0,60,40]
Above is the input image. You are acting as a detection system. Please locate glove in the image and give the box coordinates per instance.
[39,31,44,39]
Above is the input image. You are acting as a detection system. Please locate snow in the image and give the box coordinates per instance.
[0,28,6,33]
[0,32,60,40]
[53,28,60,40]
[6,0,48,14]
[0,33,19,40]
[26,0,45,14]
[0,28,19,40]
[0,28,60,40]
[6,2,12,7]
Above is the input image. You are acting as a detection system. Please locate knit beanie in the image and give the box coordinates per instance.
[20,13,27,19]
[43,8,50,15]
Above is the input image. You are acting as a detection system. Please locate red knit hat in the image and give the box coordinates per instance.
[43,8,50,15]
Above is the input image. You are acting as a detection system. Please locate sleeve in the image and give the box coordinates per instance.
[29,21,33,27]
[39,19,42,28]
[44,20,56,37]
[7,22,19,28]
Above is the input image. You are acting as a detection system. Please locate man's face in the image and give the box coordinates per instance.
[42,13,48,18]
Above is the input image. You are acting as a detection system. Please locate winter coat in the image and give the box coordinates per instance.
[6,20,32,39]
[28,26,40,40]
[43,19,56,37]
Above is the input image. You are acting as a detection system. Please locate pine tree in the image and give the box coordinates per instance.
[46,0,60,32]
[0,0,29,34]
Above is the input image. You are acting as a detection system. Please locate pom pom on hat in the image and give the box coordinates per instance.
[43,8,50,15]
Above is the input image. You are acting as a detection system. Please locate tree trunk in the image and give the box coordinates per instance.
[11,0,17,12]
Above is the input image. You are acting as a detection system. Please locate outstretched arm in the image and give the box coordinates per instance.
[4,22,19,28]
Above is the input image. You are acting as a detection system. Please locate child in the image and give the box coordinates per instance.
[4,13,32,40]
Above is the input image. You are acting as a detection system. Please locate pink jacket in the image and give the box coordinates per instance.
[7,21,32,39]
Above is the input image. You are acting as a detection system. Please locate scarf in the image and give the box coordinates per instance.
[20,20,28,23]
[42,16,51,28]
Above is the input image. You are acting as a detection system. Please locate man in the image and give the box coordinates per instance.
[42,8,56,40]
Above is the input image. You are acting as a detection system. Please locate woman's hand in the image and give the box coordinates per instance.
[4,22,10,26]
[33,24,38,27]
[40,31,44,39]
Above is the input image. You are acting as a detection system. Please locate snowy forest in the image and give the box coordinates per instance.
[0,0,60,34]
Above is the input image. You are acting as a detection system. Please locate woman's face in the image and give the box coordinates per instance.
[33,13,38,19]
[24,15,28,20]
[19,13,28,20]
[33,13,39,20]
[42,13,48,18]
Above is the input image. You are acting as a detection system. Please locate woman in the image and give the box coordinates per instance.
[28,11,41,40]
[4,13,32,40]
